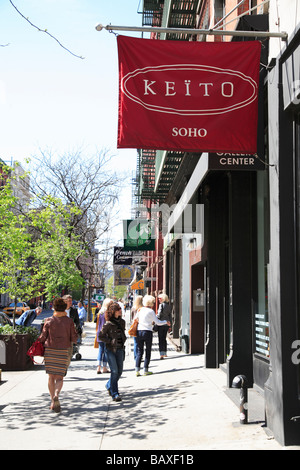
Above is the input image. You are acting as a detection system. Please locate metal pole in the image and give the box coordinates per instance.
[212,0,248,30]
[95,24,288,41]
[240,387,248,424]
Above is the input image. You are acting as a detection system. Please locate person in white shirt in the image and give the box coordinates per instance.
[134,295,170,376]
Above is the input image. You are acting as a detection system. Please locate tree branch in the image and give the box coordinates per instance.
[9,0,84,59]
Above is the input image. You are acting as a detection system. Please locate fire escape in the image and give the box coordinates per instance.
[134,0,200,209]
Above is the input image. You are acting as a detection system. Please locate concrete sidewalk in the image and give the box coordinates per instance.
[0,319,292,451]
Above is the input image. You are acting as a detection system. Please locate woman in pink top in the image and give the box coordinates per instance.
[38,297,78,412]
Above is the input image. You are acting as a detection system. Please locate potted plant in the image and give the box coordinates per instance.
[0,324,39,371]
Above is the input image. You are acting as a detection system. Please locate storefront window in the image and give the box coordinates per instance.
[255,170,270,357]
[295,113,300,343]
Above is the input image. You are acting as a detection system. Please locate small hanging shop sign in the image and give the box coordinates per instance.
[208,153,265,170]
[123,219,156,251]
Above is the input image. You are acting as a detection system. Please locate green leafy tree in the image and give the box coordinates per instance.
[106,275,127,300]
[29,196,86,301]
[0,171,85,326]
[0,175,37,327]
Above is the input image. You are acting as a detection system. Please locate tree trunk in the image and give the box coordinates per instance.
[12,295,17,329]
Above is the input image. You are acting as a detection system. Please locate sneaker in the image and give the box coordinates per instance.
[113,396,122,402]
[136,371,141,377]
[144,371,153,376]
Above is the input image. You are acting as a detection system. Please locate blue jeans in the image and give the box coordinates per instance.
[133,337,138,360]
[135,330,153,372]
[97,342,108,367]
[105,348,125,398]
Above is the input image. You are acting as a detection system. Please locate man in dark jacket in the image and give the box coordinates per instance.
[62,295,82,335]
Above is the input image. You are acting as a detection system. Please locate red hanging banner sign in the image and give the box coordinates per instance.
[117,36,261,154]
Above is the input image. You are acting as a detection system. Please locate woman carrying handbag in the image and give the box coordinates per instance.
[38,297,78,412]
[134,295,170,376]
[129,295,143,360]
[98,301,126,402]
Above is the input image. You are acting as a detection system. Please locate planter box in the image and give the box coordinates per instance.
[0,334,32,371]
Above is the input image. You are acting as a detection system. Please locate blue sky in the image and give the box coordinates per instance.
[0,0,144,240]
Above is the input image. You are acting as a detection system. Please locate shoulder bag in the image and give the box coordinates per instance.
[128,318,139,337]
[27,340,45,363]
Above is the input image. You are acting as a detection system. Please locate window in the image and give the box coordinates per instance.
[255,170,270,358]
[254,89,270,358]
[238,1,257,15]
[295,113,300,345]
[215,0,225,21]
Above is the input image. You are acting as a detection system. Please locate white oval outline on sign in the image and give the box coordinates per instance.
[121,64,258,116]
